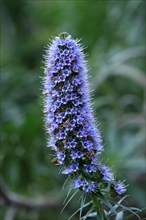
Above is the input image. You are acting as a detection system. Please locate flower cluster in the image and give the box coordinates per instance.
[43,32,126,195]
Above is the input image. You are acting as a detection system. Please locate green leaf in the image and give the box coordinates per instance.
[61,190,79,213]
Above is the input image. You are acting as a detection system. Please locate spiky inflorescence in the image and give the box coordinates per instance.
[43,32,126,195]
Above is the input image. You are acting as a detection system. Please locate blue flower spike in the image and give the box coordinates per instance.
[42,33,141,220]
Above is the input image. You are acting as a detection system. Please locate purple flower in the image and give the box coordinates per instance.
[73,177,82,188]
[81,179,96,193]
[65,119,76,131]
[51,90,59,98]
[99,165,114,181]
[70,150,84,159]
[64,138,77,149]
[57,151,65,164]
[72,76,82,86]
[114,182,126,195]
[48,123,58,133]
[82,179,89,192]
[62,162,79,174]
[62,69,71,77]
[70,162,79,172]
[84,164,97,173]
[73,178,95,193]
[43,32,126,196]
[48,136,57,151]
[61,96,68,105]
[76,128,87,138]
[55,114,63,124]
[72,62,81,72]
[88,181,96,192]
[56,129,67,140]
[76,115,84,125]
[82,139,94,151]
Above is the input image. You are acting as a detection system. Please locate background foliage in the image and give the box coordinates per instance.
[0,0,145,220]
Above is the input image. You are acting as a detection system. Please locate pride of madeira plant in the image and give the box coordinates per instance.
[42,32,141,220]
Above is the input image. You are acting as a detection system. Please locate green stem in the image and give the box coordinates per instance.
[90,194,108,220]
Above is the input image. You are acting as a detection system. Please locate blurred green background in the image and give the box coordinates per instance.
[0,0,145,220]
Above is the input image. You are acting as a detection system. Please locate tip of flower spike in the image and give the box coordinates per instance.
[59,32,69,39]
